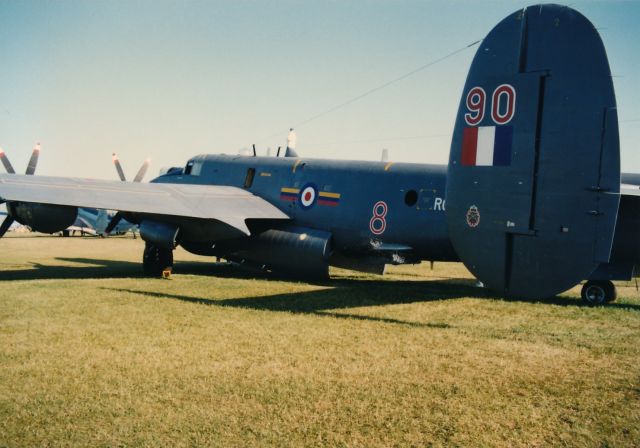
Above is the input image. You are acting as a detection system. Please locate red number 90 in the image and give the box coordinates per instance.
[464,84,516,126]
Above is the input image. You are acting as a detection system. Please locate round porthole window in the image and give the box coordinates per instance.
[405,190,418,206]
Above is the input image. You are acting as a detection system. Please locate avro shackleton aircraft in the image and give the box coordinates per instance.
[1,4,639,304]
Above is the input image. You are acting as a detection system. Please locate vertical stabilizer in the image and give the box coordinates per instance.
[445,4,620,298]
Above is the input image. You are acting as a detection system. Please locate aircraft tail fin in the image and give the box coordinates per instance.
[445,4,620,298]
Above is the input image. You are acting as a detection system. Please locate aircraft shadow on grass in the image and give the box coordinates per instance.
[2,257,638,313]
[105,278,640,327]
[0,257,216,280]
[107,280,485,328]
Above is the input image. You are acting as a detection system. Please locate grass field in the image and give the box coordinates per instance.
[1,234,639,447]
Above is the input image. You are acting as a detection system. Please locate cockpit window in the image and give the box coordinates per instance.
[191,161,203,176]
[184,158,204,176]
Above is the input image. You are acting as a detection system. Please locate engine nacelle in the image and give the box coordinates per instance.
[6,202,77,234]
[139,220,179,250]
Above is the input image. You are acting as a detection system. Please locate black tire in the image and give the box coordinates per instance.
[143,243,174,277]
[581,280,616,305]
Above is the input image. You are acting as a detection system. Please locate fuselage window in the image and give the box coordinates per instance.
[244,168,256,188]
[405,190,418,206]
[184,160,194,175]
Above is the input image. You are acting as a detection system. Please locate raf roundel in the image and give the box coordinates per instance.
[299,183,318,210]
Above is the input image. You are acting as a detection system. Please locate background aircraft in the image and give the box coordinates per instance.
[1,4,639,305]
[64,208,135,237]
[64,154,147,236]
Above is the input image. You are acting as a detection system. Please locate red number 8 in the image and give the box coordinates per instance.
[369,201,388,235]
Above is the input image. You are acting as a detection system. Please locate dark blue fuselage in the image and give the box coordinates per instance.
[154,154,457,263]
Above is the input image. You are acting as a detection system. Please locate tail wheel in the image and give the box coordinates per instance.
[143,243,174,277]
[581,280,616,305]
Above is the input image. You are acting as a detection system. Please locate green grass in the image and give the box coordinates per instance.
[1,234,639,447]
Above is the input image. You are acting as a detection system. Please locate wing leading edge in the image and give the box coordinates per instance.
[0,174,289,235]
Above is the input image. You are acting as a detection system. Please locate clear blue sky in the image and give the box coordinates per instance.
[1,0,638,180]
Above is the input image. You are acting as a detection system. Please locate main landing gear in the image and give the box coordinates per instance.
[581,280,617,305]
[143,243,173,277]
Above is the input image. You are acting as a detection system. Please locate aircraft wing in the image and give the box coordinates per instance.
[0,174,289,235]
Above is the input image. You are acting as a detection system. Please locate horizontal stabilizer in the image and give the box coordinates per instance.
[621,184,640,197]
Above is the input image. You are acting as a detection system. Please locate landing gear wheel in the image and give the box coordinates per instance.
[581,280,616,305]
[143,243,174,277]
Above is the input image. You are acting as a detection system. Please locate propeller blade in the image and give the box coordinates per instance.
[0,216,15,238]
[104,212,123,234]
[25,142,40,175]
[132,158,150,183]
[112,153,127,181]
[0,148,15,174]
